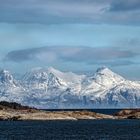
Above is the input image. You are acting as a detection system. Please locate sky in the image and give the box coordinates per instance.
[0,0,140,80]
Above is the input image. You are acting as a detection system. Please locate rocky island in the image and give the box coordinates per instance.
[0,101,113,120]
[115,109,140,119]
[0,101,139,120]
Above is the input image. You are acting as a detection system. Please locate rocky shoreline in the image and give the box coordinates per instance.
[114,109,140,119]
[0,101,139,120]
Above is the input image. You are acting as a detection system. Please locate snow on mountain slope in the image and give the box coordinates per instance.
[0,69,25,103]
[105,81,140,108]
[0,66,140,108]
[81,67,124,98]
[0,70,16,86]
[22,67,65,90]
[79,67,140,108]
[23,67,85,93]
[20,67,86,108]
[93,66,124,87]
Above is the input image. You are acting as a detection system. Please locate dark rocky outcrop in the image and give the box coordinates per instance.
[0,101,33,110]
[115,109,140,119]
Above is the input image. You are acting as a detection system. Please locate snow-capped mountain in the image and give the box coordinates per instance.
[0,66,140,108]
[0,69,25,103]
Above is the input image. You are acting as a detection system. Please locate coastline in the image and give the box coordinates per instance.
[0,101,140,121]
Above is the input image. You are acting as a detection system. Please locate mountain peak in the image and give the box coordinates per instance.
[0,69,15,84]
[95,66,122,78]
[47,67,61,74]
[0,69,10,74]
[0,67,140,108]
[92,66,124,87]
[96,66,112,74]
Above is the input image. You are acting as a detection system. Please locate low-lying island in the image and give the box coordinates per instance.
[0,101,139,120]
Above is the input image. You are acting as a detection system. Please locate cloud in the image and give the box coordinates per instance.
[0,0,109,24]
[112,38,140,54]
[0,0,140,25]
[4,47,81,62]
[88,60,137,67]
[109,0,140,11]
[4,46,138,67]
[63,47,136,62]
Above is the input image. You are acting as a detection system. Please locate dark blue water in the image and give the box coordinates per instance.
[0,120,140,140]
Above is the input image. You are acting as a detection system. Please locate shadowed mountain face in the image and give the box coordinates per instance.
[0,67,140,109]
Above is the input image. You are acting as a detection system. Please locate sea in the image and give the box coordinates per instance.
[0,109,140,140]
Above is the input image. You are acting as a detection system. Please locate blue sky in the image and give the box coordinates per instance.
[0,0,140,80]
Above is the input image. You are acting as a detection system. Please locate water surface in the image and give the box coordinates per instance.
[0,120,140,140]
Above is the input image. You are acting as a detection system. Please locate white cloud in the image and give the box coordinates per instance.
[36,51,57,63]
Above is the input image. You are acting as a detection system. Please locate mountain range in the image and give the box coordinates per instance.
[0,66,140,109]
